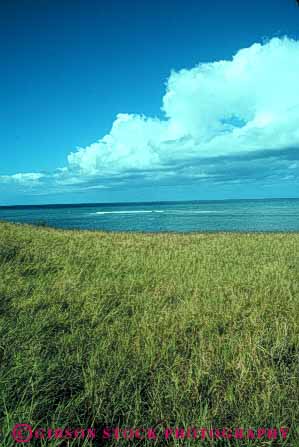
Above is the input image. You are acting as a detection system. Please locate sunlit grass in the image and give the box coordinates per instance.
[0,221,298,446]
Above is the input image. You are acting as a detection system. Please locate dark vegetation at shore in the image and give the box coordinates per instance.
[0,222,298,446]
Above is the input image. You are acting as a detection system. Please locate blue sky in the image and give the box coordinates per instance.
[1,0,299,205]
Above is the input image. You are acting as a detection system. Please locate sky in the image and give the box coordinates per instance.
[1,0,299,205]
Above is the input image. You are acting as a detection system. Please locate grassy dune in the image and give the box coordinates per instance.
[0,221,299,446]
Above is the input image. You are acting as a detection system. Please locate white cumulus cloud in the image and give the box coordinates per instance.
[65,36,299,181]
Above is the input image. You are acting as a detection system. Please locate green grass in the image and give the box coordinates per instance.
[0,221,299,446]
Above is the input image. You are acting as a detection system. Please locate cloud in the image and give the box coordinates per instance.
[0,172,45,185]
[2,36,299,195]
[65,37,299,183]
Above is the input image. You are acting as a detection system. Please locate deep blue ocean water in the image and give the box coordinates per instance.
[0,199,299,232]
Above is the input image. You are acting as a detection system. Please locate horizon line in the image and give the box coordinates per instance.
[1,196,299,209]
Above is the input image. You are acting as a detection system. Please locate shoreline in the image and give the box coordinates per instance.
[1,220,299,236]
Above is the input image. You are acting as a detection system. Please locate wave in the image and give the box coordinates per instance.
[93,209,222,215]
[94,210,165,215]
[171,210,221,214]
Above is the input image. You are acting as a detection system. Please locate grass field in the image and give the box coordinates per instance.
[0,221,298,446]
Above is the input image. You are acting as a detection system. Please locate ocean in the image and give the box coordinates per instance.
[0,198,299,232]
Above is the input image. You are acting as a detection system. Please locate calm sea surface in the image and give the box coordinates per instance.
[0,199,299,232]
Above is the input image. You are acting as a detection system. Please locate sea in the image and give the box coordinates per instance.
[0,198,299,232]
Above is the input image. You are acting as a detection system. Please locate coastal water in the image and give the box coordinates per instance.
[0,199,299,232]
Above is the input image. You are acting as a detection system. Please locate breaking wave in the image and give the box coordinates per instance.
[93,210,221,215]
